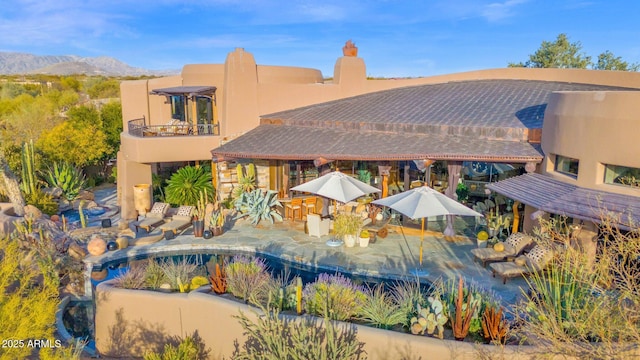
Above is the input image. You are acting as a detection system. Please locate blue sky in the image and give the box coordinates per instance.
[1,0,638,77]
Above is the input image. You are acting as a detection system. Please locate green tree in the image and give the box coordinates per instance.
[100,101,123,159]
[60,76,81,91]
[85,77,120,99]
[1,95,60,146]
[509,33,591,69]
[594,50,640,71]
[37,120,109,167]
[67,104,101,128]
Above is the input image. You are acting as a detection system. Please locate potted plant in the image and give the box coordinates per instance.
[209,206,225,236]
[193,190,208,237]
[476,230,489,248]
[333,213,362,247]
[359,229,370,247]
[455,179,469,204]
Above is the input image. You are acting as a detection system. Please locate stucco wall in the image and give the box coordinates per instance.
[541,91,640,196]
[95,281,539,359]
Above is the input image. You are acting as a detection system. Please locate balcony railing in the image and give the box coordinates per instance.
[128,118,220,137]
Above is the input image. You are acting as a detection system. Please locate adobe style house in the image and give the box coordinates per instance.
[118,45,640,246]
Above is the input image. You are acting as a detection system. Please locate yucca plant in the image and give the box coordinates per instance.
[42,161,87,201]
[357,283,406,329]
[234,189,282,226]
[164,165,213,207]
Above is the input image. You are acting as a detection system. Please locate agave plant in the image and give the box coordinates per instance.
[42,161,86,201]
[234,189,282,226]
[164,165,213,207]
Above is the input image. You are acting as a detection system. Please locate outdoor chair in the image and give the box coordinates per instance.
[285,198,303,221]
[302,197,318,216]
[489,244,555,284]
[160,205,195,235]
[134,202,169,233]
[307,213,330,238]
[471,232,535,267]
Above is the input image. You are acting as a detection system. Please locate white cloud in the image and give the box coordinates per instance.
[481,0,529,22]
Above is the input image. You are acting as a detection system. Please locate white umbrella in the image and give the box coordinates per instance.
[372,186,483,265]
[290,171,381,204]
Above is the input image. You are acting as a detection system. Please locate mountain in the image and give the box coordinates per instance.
[0,52,179,76]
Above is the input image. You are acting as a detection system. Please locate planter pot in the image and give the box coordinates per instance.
[193,220,205,237]
[476,238,488,248]
[359,236,370,247]
[212,226,223,236]
[344,234,357,248]
[133,184,152,216]
[203,230,213,239]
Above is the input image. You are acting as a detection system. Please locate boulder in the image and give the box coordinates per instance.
[68,243,88,260]
[42,187,63,199]
[23,205,43,220]
[77,190,95,201]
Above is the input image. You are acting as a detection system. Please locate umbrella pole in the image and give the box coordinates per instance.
[419,218,424,266]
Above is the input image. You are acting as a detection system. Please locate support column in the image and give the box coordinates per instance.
[444,161,463,236]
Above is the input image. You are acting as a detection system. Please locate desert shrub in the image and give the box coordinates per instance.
[143,334,208,360]
[24,188,58,215]
[389,278,428,326]
[0,238,60,359]
[264,271,297,311]
[113,265,147,289]
[144,258,168,290]
[233,302,365,360]
[511,215,640,359]
[357,283,406,329]
[303,273,366,321]
[160,258,198,293]
[225,256,271,305]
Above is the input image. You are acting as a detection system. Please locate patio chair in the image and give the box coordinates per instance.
[307,213,330,238]
[285,198,303,221]
[160,205,195,235]
[134,202,169,233]
[302,197,318,216]
[489,244,555,284]
[470,232,535,267]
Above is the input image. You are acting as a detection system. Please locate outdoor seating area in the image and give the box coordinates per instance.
[489,244,556,284]
[471,232,536,267]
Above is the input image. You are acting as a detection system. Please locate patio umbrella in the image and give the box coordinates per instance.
[290,171,381,205]
[372,186,483,266]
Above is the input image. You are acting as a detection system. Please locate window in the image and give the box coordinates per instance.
[555,155,579,178]
[604,164,640,188]
[170,95,185,121]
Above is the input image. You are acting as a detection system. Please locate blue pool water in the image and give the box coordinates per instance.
[61,207,106,224]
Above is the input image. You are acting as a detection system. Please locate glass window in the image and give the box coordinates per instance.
[604,164,640,188]
[555,155,579,178]
[170,95,185,122]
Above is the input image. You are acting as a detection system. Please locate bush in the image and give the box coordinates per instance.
[113,265,147,289]
[144,258,168,290]
[357,283,406,329]
[143,334,208,360]
[303,273,366,321]
[160,258,198,293]
[164,166,213,207]
[225,256,271,305]
[24,188,58,215]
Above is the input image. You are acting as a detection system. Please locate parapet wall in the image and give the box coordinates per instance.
[95,281,539,359]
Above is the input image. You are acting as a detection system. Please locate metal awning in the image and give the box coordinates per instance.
[150,86,216,97]
[487,173,640,229]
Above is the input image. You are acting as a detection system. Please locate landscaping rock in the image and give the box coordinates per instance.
[77,190,95,201]
[42,187,63,199]
[23,205,43,220]
[68,243,88,260]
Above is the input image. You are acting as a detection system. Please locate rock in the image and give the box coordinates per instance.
[50,214,60,222]
[23,205,43,220]
[68,243,88,260]
[159,283,173,292]
[77,190,95,201]
[71,200,98,210]
[118,220,130,231]
[115,236,129,249]
[87,237,107,256]
[118,228,136,239]
[91,269,108,281]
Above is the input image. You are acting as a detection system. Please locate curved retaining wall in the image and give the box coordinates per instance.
[95,281,538,359]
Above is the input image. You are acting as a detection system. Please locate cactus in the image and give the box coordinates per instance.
[20,140,37,195]
[296,277,303,315]
[177,277,189,293]
[209,263,227,294]
[451,277,477,341]
[61,214,67,232]
[195,189,208,220]
[190,275,209,289]
[481,305,508,344]
[78,200,87,228]
[409,297,448,339]
[246,163,255,180]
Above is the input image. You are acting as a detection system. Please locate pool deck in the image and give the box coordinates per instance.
[87,185,529,307]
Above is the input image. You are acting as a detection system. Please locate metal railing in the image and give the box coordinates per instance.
[127,118,220,137]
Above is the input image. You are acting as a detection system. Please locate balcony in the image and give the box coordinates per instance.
[122,118,220,164]
[128,118,219,137]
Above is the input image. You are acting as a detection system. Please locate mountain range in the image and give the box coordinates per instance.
[0,52,179,76]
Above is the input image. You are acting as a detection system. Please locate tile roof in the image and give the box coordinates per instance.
[487,173,640,229]
[262,80,633,141]
[212,79,634,162]
[212,124,543,162]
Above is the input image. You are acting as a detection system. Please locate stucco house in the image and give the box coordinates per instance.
[118,45,640,249]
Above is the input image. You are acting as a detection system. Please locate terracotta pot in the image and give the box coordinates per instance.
[133,184,152,216]
[212,226,223,236]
